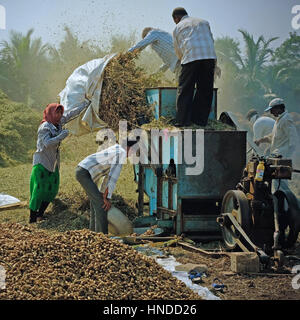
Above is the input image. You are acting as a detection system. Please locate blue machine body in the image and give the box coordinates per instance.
[134,87,246,239]
[145,87,218,120]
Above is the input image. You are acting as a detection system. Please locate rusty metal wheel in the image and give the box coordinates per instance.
[221,190,252,250]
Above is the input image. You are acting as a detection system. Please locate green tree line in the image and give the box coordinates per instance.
[0,27,168,166]
[0,27,299,166]
[215,30,300,114]
[1,26,298,113]
[0,26,169,109]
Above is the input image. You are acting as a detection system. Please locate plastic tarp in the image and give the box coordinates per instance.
[59,53,116,136]
[133,245,220,300]
[0,194,20,207]
[155,256,221,300]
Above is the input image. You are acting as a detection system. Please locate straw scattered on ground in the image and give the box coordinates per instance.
[142,117,236,131]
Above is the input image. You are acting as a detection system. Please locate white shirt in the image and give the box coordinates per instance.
[267,111,298,158]
[173,15,217,65]
[129,29,180,73]
[252,116,275,141]
[78,144,126,199]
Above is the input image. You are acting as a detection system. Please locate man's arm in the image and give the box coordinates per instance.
[255,133,272,146]
[172,30,182,61]
[102,187,111,211]
[157,63,169,73]
[128,31,157,53]
[97,147,126,211]
[105,149,126,199]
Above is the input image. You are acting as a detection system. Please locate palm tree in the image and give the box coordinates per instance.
[48,26,103,69]
[215,36,242,70]
[215,31,279,112]
[45,26,106,105]
[264,32,300,111]
[235,30,278,91]
[0,28,49,105]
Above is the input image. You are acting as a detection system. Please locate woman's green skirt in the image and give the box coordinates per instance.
[29,164,59,211]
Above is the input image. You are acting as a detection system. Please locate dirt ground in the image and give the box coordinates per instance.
[161,241,300,300]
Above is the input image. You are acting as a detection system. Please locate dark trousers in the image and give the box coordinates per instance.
[75,166,108,234]
[176,59,215,126]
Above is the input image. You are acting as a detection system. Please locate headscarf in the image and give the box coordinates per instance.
[41,103,64,126]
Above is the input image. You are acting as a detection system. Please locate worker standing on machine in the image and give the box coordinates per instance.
[171,7,217,127]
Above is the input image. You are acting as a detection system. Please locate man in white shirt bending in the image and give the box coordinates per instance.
[128,28,181,78]
[75,139,138,234]
[172,7,217,127]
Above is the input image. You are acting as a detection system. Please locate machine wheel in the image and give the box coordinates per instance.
[221,190,252,250]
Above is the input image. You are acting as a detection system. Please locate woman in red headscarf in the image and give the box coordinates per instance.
[29,100,90,223]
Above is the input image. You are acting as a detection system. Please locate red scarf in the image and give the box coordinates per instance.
[41,103,64,126]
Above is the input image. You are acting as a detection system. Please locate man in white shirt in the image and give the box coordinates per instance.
[246,109,275,154]
[255,98,298,159]
[128,28,181,78]
[255,98,298,194]
[172,7,217,127]
[75,139,138,234]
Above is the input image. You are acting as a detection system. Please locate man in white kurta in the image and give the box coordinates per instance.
[255,99,298,158]
[255,98,298,192]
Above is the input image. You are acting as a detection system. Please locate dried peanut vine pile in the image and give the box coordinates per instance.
[99,52,154,131]
[0,223,201,300]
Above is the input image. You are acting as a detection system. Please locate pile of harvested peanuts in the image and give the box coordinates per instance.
[0,223,201,300]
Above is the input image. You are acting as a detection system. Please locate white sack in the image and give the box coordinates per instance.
[59,53,116,136]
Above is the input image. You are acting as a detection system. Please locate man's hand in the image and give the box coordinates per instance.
[103,199,111,211]
[255,137,269,146]
[102,188,111,211]
[214,65,221,79]
[254,139,261,146]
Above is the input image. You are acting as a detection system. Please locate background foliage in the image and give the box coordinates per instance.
[0,27,299,166]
